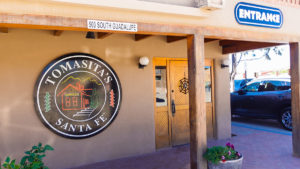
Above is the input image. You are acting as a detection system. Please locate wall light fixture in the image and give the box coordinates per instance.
[139,56,149,69]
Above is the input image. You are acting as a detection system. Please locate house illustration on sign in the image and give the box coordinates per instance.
[57,82,92,111]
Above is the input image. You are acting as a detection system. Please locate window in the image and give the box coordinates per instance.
[205,66,212,102]
[72,97,78,106]
[243,82,261,92]
[266,80,291,91]
[65,97,71,107]
[155,66,168,107]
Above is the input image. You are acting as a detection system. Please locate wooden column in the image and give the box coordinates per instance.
[187,34,207,169]
[290,42,300,157]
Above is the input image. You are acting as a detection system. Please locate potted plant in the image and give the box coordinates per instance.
[203,142,243,169]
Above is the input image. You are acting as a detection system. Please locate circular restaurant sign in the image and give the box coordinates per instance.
[34,53,122,138]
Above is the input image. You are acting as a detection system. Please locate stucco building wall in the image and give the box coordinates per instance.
[205,41,231,139]
[1,0,299,39]
[0,28,228,169]
[0,29,180,169]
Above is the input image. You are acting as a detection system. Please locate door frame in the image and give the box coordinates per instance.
[153,57,215,149]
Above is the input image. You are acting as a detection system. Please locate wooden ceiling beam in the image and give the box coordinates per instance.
[97,32,112,39]
[53,30,63,36]
[219,40,248,47]
[135,34,152,41]
[0,27,8,33]
[204,38,218,43]
[166,36,186,43]
[222,41,285,54]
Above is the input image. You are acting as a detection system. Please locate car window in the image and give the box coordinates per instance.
[257,80,291,91]
[234,80,243,91]
[239,80,247,88]
[243,82,260,92]
[269,80,291,91]
[234,79,253,91]
[263,82,276,91]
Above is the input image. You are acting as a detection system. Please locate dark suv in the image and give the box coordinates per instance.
[231,78,292,130]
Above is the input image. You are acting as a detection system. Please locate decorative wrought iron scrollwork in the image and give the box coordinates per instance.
[179,77,189,94]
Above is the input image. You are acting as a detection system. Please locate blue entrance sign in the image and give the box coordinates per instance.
[234,2,283,29]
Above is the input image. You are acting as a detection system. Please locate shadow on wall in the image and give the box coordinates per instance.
[0,92,56,157]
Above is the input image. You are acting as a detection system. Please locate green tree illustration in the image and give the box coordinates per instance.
[44,92,51,112]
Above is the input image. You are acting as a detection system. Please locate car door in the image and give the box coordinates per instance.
[231,81,261,116]
[250,80,290,118]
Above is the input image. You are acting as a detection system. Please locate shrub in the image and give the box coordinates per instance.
[1,143,54,169]
[203,142,241,164]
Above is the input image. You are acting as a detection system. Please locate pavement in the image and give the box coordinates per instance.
[72,118,300,169]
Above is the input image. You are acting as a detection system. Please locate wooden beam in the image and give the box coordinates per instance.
[135,34,152,41]
[167,36,186,43]
[222,41,284,54]
[219,40,246,47]
[187,34,207,169]
[0,27,8,33]
[204,38,218,43]
[0,13,299,42]
[53,30,63,36]
[97,32,112,39]
[290,42,300,157]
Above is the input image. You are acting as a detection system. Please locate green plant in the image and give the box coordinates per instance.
[1,157,21,169]
[203,142,241,164]
[1,143,54,169]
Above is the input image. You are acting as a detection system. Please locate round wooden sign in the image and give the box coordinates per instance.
[34,53,122,138]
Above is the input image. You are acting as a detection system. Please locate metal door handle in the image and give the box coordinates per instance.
[171,100,176,116]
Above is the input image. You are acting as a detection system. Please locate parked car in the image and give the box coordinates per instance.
[231,78,292,130]
[234,78,253,91]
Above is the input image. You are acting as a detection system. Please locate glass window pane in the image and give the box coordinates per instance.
[155,66,168,107]
[269,80,291,91]
[264,82,276,91]
[205,66,212,103]
[244,82,260,92]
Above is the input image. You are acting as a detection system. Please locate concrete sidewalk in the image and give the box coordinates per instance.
[72,123,300,169]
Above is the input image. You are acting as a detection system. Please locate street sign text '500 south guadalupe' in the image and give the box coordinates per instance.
[34,53,122,138]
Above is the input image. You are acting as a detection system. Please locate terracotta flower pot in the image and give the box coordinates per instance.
[208,156,243,169]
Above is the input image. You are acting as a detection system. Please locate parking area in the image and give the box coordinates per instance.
[232,117,292,136]
[72,119,299,169]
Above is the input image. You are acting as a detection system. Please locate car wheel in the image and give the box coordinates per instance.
[280,107,292,131]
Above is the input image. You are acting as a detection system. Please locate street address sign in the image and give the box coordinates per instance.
[87,20,138,32]
[234,2,283,29]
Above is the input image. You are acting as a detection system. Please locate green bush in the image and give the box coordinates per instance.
[203,142,241,164]
[1,143,54,169]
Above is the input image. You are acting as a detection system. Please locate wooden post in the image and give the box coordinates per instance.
[0,27,8,33]
[53,30,63,36]
[187,34,207,169]
[290,42,300,157]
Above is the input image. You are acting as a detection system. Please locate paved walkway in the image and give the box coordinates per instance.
[72,122,300,169]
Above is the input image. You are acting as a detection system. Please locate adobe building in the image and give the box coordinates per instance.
[0,0,300,169]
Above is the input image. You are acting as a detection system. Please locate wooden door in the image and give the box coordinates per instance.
[169,61,190,146]
[153,59,171,149]
[153,58,214,149]
[205,60,214,140]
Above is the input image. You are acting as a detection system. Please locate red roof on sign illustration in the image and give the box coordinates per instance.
[57,82,92,97]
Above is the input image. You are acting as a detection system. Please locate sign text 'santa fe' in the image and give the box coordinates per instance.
[235,2,283,28]
[34,53,122,138]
